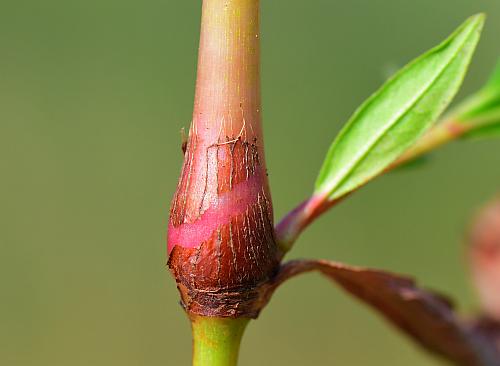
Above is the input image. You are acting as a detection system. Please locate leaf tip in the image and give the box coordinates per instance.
[468,13,486,31]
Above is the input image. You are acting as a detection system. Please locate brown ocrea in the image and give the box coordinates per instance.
[167,0,280,318]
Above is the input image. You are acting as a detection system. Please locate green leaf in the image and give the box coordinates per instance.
[469,122,500,138]
[486,59,500,89]
[462,110,500,139]
[457,60,500,140]
[314,15,484,201]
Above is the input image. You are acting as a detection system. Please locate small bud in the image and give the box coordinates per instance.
[469,198,500,321]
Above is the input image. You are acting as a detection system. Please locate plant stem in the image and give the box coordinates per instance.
[191,316,249,366]
[173,1,265,364]
[193,0,262,144]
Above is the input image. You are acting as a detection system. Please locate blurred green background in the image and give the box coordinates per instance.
[2,0,500,365]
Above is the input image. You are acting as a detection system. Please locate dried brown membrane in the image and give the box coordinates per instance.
[168,136,281,318]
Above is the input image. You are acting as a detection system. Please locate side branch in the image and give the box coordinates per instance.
[275,115,483,251]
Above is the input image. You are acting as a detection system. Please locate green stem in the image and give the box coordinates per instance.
[191,316,249,366]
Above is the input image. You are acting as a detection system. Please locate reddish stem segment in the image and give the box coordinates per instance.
[169,0,267,243]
